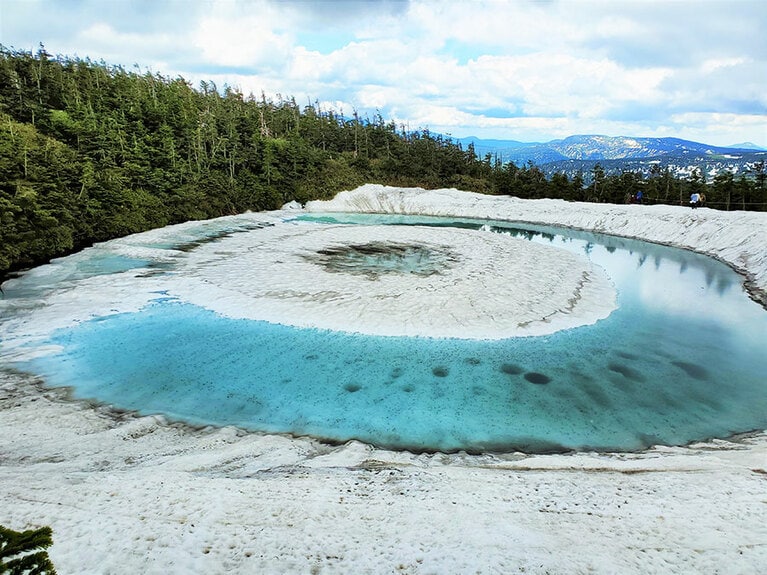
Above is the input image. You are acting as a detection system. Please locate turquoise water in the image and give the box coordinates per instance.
[8,214,767,453]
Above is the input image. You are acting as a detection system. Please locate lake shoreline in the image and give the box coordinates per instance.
[2,187,767,573]
[2,368,766,574]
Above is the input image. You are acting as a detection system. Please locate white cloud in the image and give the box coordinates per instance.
[356,85,402,110]
[192,1,295,69]
[289,47,330,82]
[669,112,767,144]
[701,57,748,74]
[1,0,765,146]
[76,23,179,67]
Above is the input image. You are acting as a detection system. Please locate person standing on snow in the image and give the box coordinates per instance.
[690,192,700,208]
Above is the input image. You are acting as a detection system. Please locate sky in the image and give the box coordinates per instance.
[1,0,765,147]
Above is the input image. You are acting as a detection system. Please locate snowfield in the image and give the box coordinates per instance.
[1,185,766,574]
[307,184,767,307]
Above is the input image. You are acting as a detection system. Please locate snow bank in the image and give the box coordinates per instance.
[2,372,765,574]
[177,223,616,338]
[2,187,766,574]
[307,184,767,306]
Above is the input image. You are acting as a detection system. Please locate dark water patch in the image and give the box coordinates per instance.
[671,361,710,381]
[307,241,458,279]
[627,385,659,408]
[655,350,675,361]
[135,269,168,278]
[556,387,594,415]
[686,390,722,411]
[658,384,694,411]
[343,383,362,393]
[524,372,551,385]
[652,390,685,413]
[608,363,646,382]
[401,384,415,393]
[579,381,612,408]
[390,367,404,379]
[568,368,595,383]
[464,357,481,366]
[383,435,573,456]
[171,223,272,252]
[500,363,524,375]
[471,386,487,396]
[432,366,449,377]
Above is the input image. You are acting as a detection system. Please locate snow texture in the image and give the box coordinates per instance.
[2,185,766,574]
[307,184,767,307]
[178,223,616,338]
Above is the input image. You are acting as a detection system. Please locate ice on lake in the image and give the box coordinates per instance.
[1,203,766,453]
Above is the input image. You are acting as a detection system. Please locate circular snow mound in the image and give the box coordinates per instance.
[178,223,617,339]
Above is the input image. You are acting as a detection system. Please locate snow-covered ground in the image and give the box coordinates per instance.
[177,222,616,339]
[2,185,766,574]
[307,184,767,306]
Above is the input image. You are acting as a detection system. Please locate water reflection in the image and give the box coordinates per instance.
[304,214,744,328]
[3,212,766,453]
[489,222,744,328]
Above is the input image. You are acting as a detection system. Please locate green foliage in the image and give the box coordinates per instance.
[0,45,764,282]
[0,525,57,575]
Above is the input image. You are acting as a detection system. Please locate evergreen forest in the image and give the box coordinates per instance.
[1,46,765,280]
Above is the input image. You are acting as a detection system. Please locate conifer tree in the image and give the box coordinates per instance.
[0,525,57,575]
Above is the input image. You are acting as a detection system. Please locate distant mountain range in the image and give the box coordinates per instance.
[455,135,766,181]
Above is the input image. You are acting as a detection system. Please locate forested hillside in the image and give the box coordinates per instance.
[1,47,765,280]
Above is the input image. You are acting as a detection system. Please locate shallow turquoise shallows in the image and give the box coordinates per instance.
[9,213,767,453]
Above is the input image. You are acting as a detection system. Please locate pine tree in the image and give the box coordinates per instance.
[0,525,57,575]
